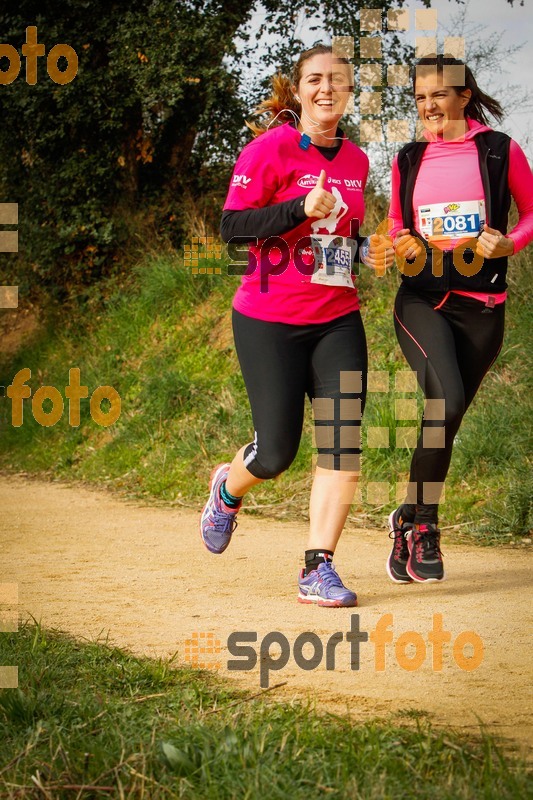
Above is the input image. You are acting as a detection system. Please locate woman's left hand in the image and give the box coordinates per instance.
[362,234,395,275]
[475,224,515,259]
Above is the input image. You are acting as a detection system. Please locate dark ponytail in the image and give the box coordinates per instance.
[412,55,504,124]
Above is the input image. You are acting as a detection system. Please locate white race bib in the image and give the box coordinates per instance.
[418,200,485,241]
[310,235,357,288]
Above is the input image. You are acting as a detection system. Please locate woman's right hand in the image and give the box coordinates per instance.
[394,228,424,260]
[304,170,336,219]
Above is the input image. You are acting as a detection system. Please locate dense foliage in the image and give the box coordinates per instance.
[0,1,255,292]
[0,0,521,294]
[0,0,421,294]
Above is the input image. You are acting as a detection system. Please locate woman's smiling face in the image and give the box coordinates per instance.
[295,53,352,127]
[414,72,472,136]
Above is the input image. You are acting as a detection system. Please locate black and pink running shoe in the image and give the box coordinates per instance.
[406,523,445,582]
[386,507,413,584]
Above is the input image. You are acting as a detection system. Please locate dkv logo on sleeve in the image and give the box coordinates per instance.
[232,174,251,189]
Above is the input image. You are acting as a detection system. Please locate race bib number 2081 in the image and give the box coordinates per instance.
[418,199,486,241]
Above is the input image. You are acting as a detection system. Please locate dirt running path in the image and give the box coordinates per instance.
[1,476,531,753]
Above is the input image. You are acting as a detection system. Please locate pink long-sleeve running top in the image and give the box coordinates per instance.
[388,118,533,254]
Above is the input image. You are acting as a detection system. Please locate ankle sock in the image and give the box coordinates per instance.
[219,480,242,509]
[304,549,334,576]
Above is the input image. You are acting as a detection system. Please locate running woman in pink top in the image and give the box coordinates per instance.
[385,55,533,584]
[200,44,392,607]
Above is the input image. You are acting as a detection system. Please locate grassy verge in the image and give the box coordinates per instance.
[0,623,530,799]
[0,236,531,541]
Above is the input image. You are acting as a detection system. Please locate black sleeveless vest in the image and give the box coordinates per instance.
[396,131,511,292]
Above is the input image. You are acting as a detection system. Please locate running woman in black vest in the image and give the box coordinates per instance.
[385,55,533,583]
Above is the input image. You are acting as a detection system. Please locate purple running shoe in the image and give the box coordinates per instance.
[297,560,357,607]
[200,463,241,554]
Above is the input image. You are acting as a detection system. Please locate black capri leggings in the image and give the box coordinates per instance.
[394,285,505,521]
[232,308,368,479]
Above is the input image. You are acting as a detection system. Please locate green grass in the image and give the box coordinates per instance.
[0,245,531,795]
[0,622,531,799]
[0,233,531,540]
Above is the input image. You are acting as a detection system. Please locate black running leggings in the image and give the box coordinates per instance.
[394,285,505,523]
[232,309,368,478]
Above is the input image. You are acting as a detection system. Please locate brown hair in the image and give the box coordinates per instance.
[413,55,504,124]
[246,44,348,136]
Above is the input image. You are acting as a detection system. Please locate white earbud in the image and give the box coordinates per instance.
[294,94,301,103]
